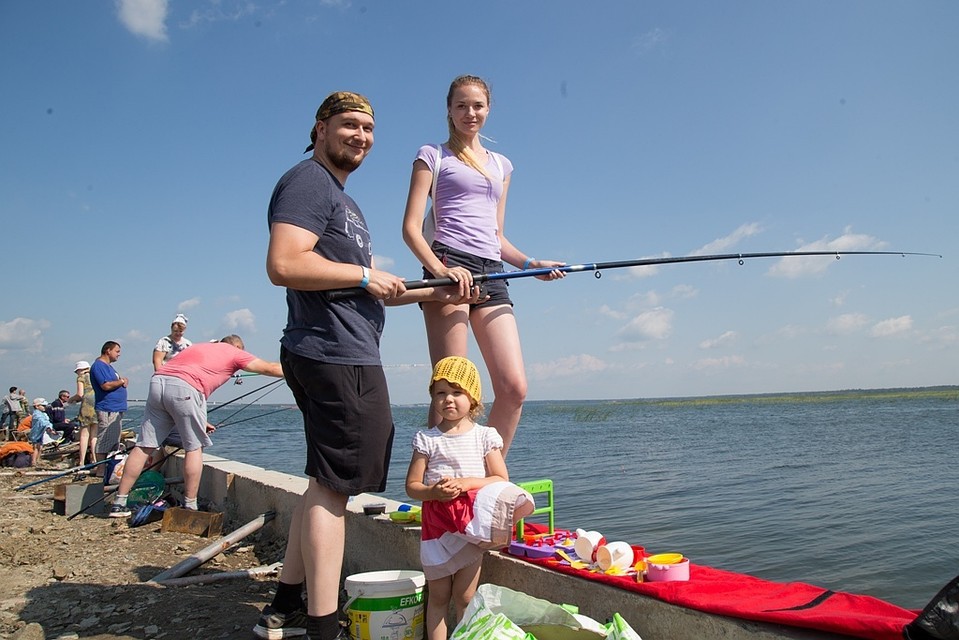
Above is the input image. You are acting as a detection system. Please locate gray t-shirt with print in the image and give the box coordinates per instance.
[268,159,384,364]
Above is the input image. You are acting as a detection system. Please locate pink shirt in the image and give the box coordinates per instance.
[155,342,257,398]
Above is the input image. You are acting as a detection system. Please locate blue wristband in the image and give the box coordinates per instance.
[359,266,370,289]
[522,258,535,270]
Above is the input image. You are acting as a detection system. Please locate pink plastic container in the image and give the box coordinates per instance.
[645,557,690,582]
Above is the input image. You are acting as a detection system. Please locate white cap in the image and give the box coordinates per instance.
[33,397,48,407]
[172,313,188,326]
[74,360,90,372]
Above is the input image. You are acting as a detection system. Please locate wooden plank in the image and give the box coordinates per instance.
[160,507,224,537]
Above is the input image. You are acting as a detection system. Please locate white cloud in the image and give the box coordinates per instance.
[373,254,395,270]
[830,291,849,307]
[598,305,626,320]
[182,1,257,28]
[223,308,256,332]
[618,307,673,342]
[919,325,958,348]
[767,228,886,279]
[691,355,746,371]
[671,284,698,299]
[0,317,50,351]
[870,315,912,338]
[124,329,149,343]
[529,354,608,380]
[626,291,661,307]
[116,0,169,42]
[827,313,869,335]
[692,223,762,256]
[620,253,670,279]
[178,297,201,311]
[757,324,807,344]
[632,27,671,55]
[699,330,737,349]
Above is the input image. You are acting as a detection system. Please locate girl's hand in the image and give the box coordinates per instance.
[527,259,567,282]
[433,265,474,298]
[437,265,474,288]
[431,284,488,306]
[432,477,461,501]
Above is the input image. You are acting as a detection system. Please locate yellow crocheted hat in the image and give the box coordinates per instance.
[430,356,482,405]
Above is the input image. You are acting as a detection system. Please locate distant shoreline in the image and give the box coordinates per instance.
[610,385,959,407]
[126,385,959,408]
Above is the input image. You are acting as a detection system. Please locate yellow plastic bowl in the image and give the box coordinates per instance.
[646,552,684,565]
[389,510,421,523]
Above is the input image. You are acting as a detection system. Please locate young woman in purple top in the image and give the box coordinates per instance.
[402,74,565,455]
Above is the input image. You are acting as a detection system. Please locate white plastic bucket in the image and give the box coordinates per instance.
[344,570,425,640]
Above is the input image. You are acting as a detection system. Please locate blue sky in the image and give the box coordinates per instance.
[1,1,955,407]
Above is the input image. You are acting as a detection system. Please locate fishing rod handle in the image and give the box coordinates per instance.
[325,266,569,301]
[326,274,492,301]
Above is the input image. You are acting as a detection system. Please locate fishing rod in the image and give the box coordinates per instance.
[67,378,287,520]
[15,458,112,491]
[327,250,941,300]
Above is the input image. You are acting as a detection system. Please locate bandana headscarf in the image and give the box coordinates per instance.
[305,91,375,153]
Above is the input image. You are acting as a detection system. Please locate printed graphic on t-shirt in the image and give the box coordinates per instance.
[344,205,372,256]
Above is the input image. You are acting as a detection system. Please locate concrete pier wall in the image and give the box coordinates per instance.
[165,452,846,640]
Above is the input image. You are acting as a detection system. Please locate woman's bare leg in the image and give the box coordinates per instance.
[470,305,527,454]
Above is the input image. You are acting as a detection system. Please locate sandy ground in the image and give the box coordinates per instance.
[0,449,291,640]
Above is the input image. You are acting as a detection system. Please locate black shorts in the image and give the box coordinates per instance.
[280,348,395,495]
[427,242,513,309]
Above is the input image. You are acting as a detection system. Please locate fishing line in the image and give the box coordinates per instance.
[328,250,941,300]
[207,378,285,415]
[215,406,295,429]
[209,378,285,427]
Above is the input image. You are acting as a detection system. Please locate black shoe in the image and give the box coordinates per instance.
[108,503,132,518]
[252,605,308,639]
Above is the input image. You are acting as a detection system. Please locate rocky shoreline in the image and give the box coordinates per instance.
[0,455,287,639]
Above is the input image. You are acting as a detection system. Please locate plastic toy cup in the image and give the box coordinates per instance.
[596,541,635,571]
[573,529,606,562]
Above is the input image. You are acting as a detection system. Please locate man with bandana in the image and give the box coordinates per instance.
[254,92,483,640]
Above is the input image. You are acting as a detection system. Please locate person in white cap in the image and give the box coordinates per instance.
[153,313,192,371]
[70,361,97,466]
[28,398,58,466]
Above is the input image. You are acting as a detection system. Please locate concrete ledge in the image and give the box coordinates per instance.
[159,451,846,640]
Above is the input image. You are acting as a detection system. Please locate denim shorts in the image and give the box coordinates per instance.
[427,242,513,309]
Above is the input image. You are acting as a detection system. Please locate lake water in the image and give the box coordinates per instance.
[122,387,958,610]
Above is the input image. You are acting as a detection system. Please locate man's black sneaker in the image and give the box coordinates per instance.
[252,605,308,639]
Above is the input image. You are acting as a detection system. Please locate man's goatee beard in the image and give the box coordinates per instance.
[329,149,364,173]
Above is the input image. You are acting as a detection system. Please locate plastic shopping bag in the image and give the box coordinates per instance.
[452,584,606,640]
[605,613,644,640]
[450,611,529,640]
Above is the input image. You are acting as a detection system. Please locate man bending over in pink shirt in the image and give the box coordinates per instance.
[109,335,283,517]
